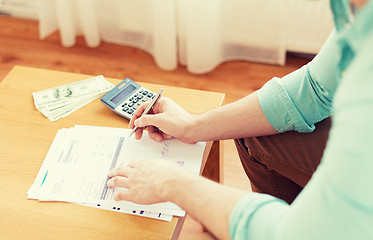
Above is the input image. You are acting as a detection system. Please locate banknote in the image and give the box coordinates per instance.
[33,75,113,107]
[33,76,114,121]
[37,94,100,121]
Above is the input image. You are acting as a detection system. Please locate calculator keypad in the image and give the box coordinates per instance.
[116,87,155,119]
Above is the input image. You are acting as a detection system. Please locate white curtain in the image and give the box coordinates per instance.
[38,0,332,74]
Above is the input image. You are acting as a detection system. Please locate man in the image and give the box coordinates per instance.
[107,0,373,239]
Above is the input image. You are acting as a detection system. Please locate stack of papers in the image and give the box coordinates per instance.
[27,125,206,221]
[32,76,114,121]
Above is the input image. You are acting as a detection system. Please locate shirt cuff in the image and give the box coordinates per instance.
[229,193,289,240]
[258,77,315,133]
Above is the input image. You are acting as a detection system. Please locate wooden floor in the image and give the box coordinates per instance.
[0,15,310,238]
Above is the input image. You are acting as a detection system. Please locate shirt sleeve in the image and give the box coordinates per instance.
[230,32,373,240]
[257,30,340,133]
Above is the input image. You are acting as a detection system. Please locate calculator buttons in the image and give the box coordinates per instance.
[114,87,155,120]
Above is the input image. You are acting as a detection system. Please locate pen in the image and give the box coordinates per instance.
[129,88,164,137]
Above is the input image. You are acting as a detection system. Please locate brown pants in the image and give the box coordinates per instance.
[234,117,331,204]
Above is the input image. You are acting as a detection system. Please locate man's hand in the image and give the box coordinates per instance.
[107,159,193,204]
[129,97,197,143]
[107,158,248,240]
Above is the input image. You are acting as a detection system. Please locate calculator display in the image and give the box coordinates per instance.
[110,85,136,104]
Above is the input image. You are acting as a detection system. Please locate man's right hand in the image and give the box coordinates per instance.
[129,97,197,143]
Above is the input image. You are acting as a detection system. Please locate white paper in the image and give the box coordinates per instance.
[28,125,206,221]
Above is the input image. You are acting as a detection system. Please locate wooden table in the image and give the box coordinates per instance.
[0,66,224,240]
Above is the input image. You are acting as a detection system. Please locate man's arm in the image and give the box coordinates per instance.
[130,91,278,143]
[107,159,250,240]
[130,30,340,142]
[187,91,278,142]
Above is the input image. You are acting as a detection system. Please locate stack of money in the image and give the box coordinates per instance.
[33,75,114,121]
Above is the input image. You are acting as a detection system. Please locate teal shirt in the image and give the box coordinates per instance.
[230,1,373,239]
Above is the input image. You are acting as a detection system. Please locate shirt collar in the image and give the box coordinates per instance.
[330,0,373,72]
[330,0,352,31]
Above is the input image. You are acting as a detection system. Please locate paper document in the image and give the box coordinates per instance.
[28,125,206,221]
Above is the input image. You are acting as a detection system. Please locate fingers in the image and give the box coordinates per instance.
[133,114,167,141]
[129,101,162,140]
[128,102,150,129]
[147,125,164,142]
[107,160,175,204]
[162,132,173,140]
[128,97,176,141]
[134,127,144,140]
[106,163,142,202]
[107,166,134,195]
[114,190,131,201]
[109,165,134,178]
[129,96,168,129]
[107,176,128,188]
[134,113,161,128]
[104,184,133,202]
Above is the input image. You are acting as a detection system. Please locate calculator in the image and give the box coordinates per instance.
[100,78,155,120]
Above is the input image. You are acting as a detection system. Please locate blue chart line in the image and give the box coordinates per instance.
[100,137,125,200]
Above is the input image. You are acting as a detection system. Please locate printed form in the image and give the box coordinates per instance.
[28,125,206,221]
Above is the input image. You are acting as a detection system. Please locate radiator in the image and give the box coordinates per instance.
[284,0,334,54]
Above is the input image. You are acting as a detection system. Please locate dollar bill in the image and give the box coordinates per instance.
[33,76,114,121]
[48,95,100,122]
[33,75,114,108]
[37,93,101,121]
